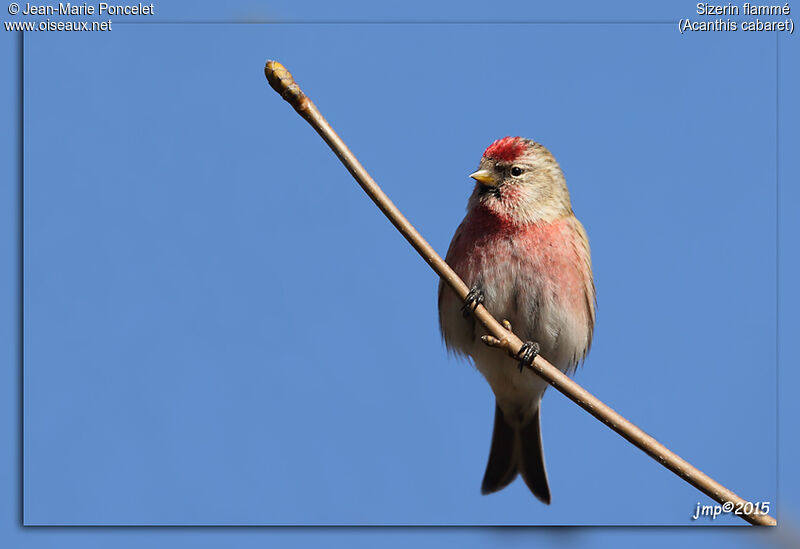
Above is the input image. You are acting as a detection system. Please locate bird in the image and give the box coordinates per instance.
[438,136,595,504]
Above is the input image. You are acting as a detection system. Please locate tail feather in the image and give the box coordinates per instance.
[481,403,518,494]
[518,407,551,504]
[481,403,551,504]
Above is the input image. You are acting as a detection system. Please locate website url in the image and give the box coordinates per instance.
[4,19,112,31]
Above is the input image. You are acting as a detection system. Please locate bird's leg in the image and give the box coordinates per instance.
[483,319,541,373]
[515,341,541,373]
[461,285,485,318]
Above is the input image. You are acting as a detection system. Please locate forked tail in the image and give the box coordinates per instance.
[481,403,551,504]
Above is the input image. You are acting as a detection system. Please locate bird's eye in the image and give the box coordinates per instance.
[511,166,524,177]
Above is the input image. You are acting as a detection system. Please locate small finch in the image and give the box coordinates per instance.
[438,137,596,504]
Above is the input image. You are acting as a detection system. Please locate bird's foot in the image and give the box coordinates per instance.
[515,341,541,373]
[461,285,485,318]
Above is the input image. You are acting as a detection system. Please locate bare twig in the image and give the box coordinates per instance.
[263,60,776,527]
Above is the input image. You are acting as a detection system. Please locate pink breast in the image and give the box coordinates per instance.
[449,210,587,314]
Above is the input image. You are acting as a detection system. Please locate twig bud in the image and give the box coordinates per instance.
[265,60,306,110]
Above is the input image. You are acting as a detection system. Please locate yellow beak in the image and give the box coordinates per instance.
[469,169,497,186]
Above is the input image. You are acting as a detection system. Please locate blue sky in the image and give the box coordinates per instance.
[1,0,798,546]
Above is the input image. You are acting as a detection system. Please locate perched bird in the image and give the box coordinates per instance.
[438,137,595,504]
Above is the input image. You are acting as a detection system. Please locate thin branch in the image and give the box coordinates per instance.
[263,60,776,527]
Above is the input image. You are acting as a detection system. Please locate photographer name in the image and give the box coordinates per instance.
[21,2,154,15]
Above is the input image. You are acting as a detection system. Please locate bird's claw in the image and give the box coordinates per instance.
[461,286,485,318]
[515,341,541,373]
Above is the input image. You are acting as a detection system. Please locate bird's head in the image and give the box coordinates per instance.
[468,136,572,225]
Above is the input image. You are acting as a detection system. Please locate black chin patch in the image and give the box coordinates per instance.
[478,184,501,198]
